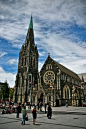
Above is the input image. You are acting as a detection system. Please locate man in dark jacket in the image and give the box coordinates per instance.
[44,103,47,113]
[17,104,21,118]
[47,105,52,119]
[40,101,42,111]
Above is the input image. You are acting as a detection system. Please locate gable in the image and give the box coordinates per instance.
[40,55,81,81]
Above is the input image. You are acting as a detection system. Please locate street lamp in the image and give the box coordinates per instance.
[21,86,22,104]
[49,83,55,107]
[29,74,32,109]
[2,95,3,100]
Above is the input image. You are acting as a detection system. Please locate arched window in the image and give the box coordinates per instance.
[46,64,52,70]
[25,57,27,65]
[31,57,32,66]
[65,89,66,98]
[33,96,35,101]
[22,58,23,66]
[66,76,67,82]
[49,96,51,101]
[33,58,35,67]
[63,86,70,99]
[67,88,69,98]
[47,94,51,102]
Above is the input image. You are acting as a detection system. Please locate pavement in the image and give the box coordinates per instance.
[0,106,86,129]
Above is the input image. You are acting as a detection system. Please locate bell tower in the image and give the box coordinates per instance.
[13,15,39,103]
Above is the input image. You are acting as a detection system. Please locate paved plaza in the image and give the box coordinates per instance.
[0,106,86,129]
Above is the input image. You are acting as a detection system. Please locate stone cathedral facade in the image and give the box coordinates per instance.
[13,16,84,106]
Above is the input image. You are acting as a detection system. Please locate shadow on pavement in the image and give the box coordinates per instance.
[0,115,86,129]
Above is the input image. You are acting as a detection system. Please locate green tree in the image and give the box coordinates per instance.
[1,81,9,100]
[0,90,2,100]
[9,88,14,99]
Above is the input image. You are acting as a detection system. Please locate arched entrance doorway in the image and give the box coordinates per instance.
[37,90,45,104]
[38,93,43,102]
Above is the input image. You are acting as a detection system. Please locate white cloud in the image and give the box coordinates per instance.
[0,0,86,87]
[0,66,16,88]
[38,62,44,72]
[60,58,86,74]
[0,52,7,58]
[0,0,85,46]
[7,59,18,65]
[39,51,46,57]
[37,32,86,73]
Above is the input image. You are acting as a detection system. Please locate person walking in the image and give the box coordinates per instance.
[44,103,47,113]
[32,106,36,124]
[21,106,27,125]
[47,105,52,119]
[37,101,39,110]
[40,101,42,111]
[16,104,21,118]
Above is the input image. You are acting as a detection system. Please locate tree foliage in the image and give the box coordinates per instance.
[0,90,2,100]
[9,88,14,99]
[0,81,9,100]
[1,81,9,100]
[0,81,14,100]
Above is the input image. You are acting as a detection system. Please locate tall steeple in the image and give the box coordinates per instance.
[13,15,39,103]
[24,15,34,46]
[29,15,33,29]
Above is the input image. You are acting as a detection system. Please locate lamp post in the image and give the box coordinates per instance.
[52,83,55,107]
[21,86,22,104]
[2,95,3,100]
[29,74,32,109]
[49,83,55,107]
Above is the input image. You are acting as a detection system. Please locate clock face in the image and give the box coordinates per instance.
[43,71,55,84]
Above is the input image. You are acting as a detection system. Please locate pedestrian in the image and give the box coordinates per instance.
[44,103,47,113]
[21,106,27,125]
[32,106,36,124]
[40,101,42,111]
[36,103,38,111]
[22,102,24,108]
[25,102,26,106]
[16,104,21,118]
[36,104,38,118]
[47,105,52,119]
[37,101,39,110]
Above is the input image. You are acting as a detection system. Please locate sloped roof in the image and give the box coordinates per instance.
[78,73,86,82]
[51,56,81,80]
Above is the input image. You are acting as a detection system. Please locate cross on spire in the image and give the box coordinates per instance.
[48,53,50,56]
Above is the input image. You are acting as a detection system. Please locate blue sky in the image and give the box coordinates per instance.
[0,0,86,87]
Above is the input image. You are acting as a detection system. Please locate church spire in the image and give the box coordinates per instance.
[29,15,33,29]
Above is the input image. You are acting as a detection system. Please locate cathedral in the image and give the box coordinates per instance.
[13,16,84,106]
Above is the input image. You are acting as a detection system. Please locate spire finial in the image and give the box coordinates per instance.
[31,12,33,16]
[48,53,50,57]
[29,14,33,29]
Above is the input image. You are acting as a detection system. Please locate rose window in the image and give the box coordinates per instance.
[43,71,55,84]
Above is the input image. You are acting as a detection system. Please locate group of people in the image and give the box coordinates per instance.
[32,103,52,124]
[21,101,52,125]
[1,100,52,125]
[1,101,15,114]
